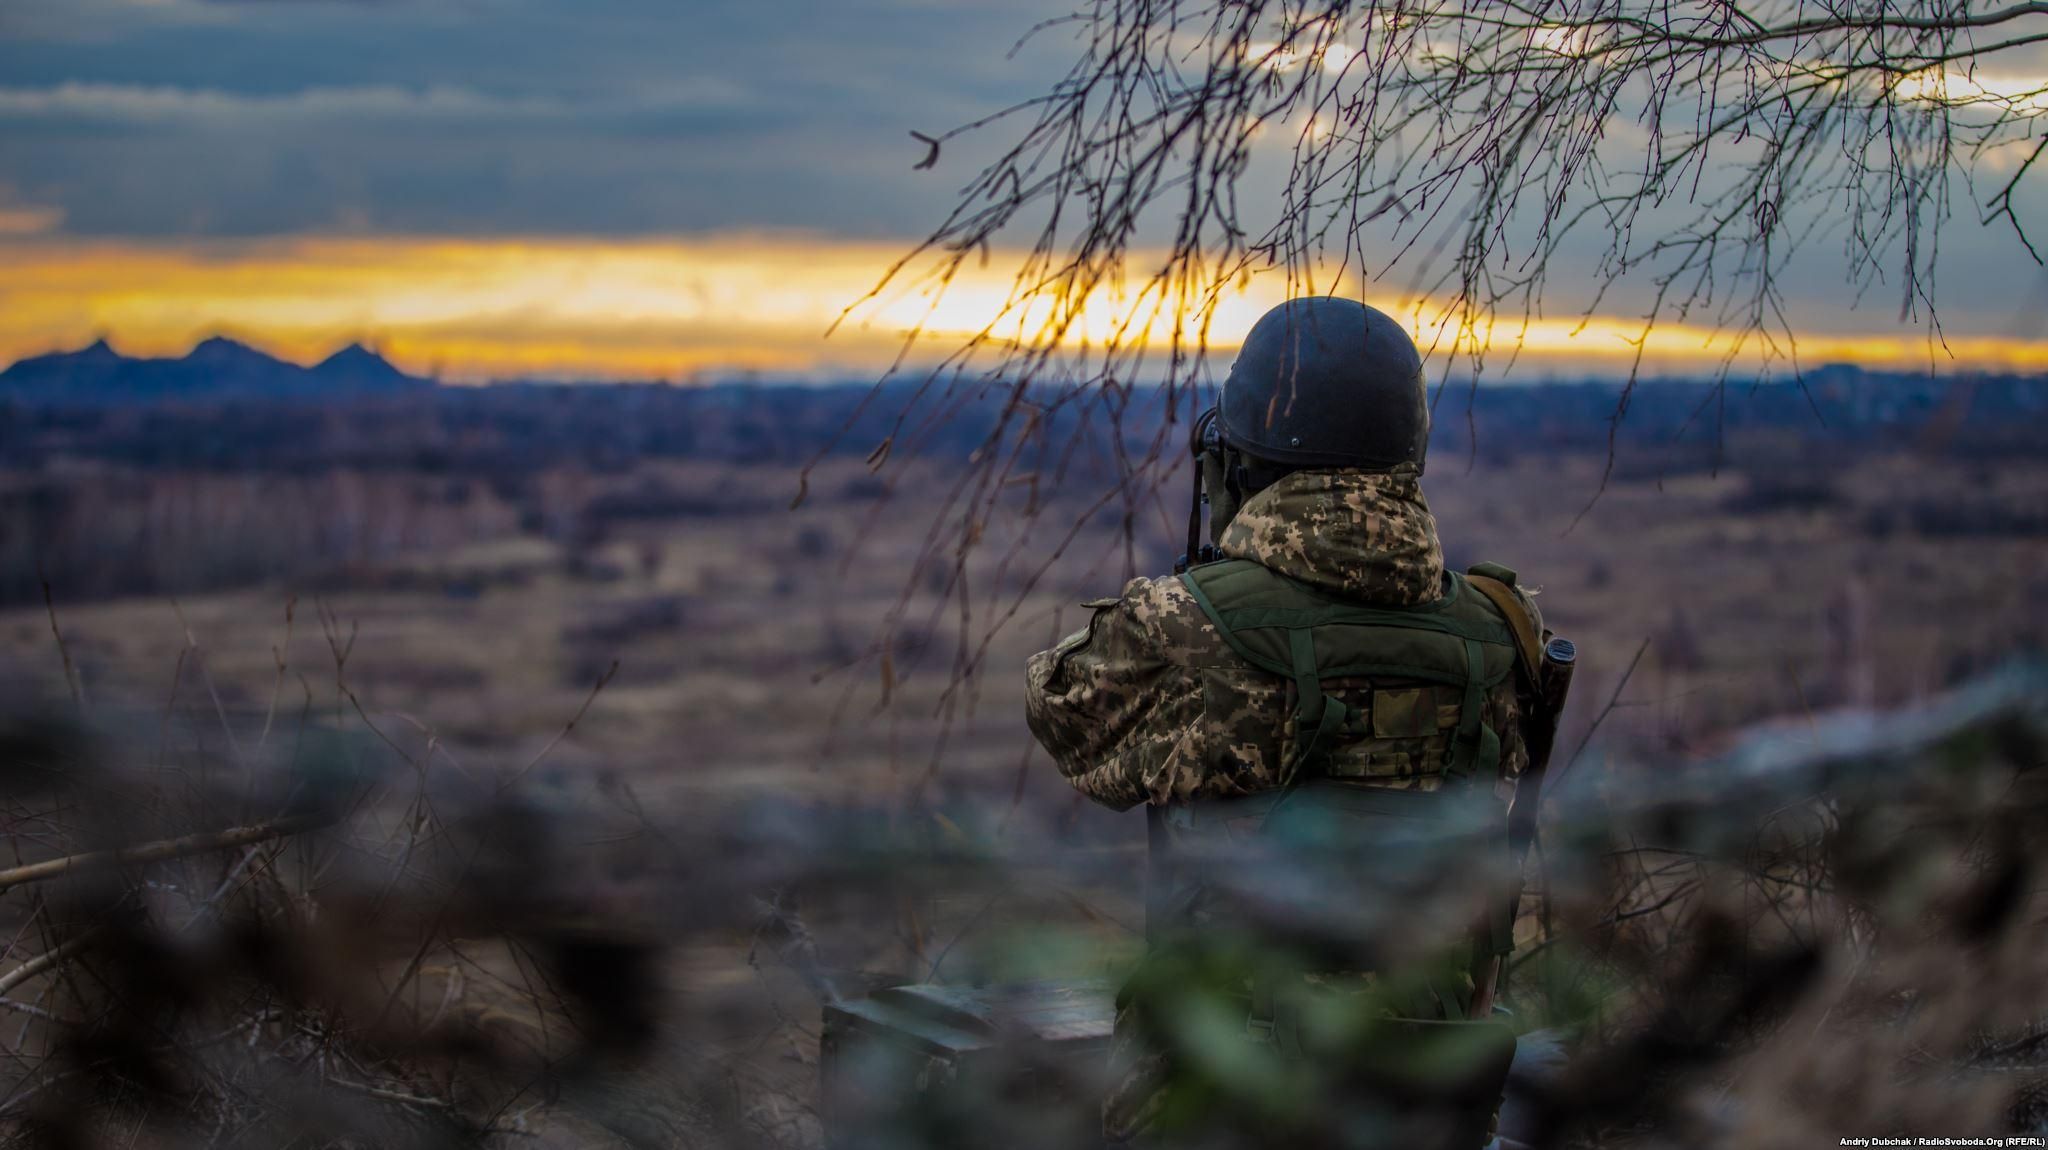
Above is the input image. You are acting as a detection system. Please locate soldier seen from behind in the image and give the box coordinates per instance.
[1025,297,1576,1149]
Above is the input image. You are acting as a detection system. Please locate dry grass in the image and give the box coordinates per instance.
[0,441,2044,1147]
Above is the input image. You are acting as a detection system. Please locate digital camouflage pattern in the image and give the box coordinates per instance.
[1024,467,1535,810]
[1212,464,1444,606]
[1023,466,1544,1145]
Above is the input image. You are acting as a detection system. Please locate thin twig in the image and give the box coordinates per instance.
[39,577,84,712]
[171,598,244,766]
[1549,638,1653,790]
[0,815,331,897]
[502,659,619,788]
[0,928,102,997]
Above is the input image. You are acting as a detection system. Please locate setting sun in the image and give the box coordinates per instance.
[5,235,2045,381]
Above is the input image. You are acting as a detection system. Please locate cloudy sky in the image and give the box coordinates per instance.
[1,0,2044,380]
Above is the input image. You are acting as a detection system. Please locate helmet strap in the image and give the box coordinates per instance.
[1204,445,1243,544]
[1178,408,1235,573]
[1177,462,1204,575]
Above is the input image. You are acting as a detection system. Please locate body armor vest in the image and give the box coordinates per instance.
[1129,559,1548,1148]
[1154,559,1538,990]
[1180,558,1523,790]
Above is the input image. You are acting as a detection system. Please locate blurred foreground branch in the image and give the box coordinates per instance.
[0,814,331,897]
[0,659,2044,1147]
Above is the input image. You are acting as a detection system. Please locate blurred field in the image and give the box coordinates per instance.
[2,384,2046,1145]
[6,433,2044,801]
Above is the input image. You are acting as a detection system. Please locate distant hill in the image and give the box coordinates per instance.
[0,337,2041,471]
[0,338,433,403]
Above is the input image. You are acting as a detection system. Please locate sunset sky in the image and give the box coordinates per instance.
[3,0,2046,382]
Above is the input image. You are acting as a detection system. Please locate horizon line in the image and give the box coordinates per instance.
[5,234,2048,383]
[8,331,2044,391]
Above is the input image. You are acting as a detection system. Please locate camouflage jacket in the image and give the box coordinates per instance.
[1024,467,1539,810]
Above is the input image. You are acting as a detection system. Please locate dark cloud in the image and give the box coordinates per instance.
[0,0,1069,237]
[0,0,2039,332]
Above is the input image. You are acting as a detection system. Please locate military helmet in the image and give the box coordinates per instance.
[1218,297,1430,473]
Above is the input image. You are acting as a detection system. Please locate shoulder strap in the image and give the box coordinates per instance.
[1184,561,1518,788]
[1464,573,1541,692]
[1179,561,1293,678]
[1182,562,1347,785]
[1466,568,1566,968]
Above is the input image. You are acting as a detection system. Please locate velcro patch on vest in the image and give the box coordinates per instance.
[1371,686,1451,739]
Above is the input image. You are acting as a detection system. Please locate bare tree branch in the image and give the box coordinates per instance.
[0,816,331,897]
[838,0,2045,733]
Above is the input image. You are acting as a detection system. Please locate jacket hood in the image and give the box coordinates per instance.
[1215,466,1445,605]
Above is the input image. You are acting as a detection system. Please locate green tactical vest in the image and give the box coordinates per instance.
[1152,557,1535,1087]
[1179,558,1523,791]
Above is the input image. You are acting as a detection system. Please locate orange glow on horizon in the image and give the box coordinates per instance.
[1,234,2045,382]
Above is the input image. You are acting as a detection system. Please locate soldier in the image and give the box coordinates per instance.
[1024,297,1568,1149]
